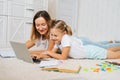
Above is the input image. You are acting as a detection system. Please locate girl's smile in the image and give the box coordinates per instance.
[50,28,64,44]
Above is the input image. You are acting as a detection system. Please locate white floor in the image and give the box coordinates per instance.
[0,57,120,80]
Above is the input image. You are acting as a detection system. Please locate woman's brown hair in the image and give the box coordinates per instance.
[30,10,51,41]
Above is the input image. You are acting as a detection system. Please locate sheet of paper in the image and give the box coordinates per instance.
[39,60,62,67]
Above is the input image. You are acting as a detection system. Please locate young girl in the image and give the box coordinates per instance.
[44,20,120,60]
[26,10,54,59]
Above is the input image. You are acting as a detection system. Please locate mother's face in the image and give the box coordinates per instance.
[35,17,48,35]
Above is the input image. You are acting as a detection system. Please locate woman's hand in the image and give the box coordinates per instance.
[29,50,51,59]
[29,50,43,59]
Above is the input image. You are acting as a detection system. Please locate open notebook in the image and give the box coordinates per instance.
[40,60,81,73]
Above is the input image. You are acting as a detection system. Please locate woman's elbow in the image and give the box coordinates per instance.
[58,56,68,60]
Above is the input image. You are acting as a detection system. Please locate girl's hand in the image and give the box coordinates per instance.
[42,51,51,55]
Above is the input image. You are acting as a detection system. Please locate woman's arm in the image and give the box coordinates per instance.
[35,39,55,59]
[26,40,35,49]
[29,50,51,59]
[46,46,70,60]
[26,39,55,59]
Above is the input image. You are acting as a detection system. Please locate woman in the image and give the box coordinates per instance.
[26,10,54,59]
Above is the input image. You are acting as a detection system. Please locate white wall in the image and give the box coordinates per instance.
[48,0,120,41]
[0,0,34,48]
[77,0,120,41]
[34,0,48,13]
[48,0,56,19]
[0,0,48,48]
[57,0,78,35]
[1,0,120,48]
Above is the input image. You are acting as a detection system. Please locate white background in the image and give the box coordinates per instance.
[0,0,120,48]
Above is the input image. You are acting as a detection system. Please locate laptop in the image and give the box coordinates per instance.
[10,41,40,63]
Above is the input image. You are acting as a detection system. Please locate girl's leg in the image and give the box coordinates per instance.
[107,50,120,59]
[77,36,120,51]
[106,43,120,51]
[97,41,110,44]
[76,36,106,48]
[107,46,120,51]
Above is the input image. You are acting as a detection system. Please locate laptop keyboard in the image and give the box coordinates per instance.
[32,58,41,63]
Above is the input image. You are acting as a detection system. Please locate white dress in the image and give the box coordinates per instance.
[29,37,49,50]
[35,39,49,50]
[54,34,86,59]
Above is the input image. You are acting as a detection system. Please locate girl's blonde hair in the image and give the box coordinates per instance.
[50,20,72,35]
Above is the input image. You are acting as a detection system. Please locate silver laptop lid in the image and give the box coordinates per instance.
[10,41,33,63]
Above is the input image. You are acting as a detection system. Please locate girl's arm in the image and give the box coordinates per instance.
[47,39,55,50]
[46,46,70,60]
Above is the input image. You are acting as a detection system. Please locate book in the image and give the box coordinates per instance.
[40,60,81,73]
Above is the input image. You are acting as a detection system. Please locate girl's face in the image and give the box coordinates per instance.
[50,28,64,44]
[35,17,48,35]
